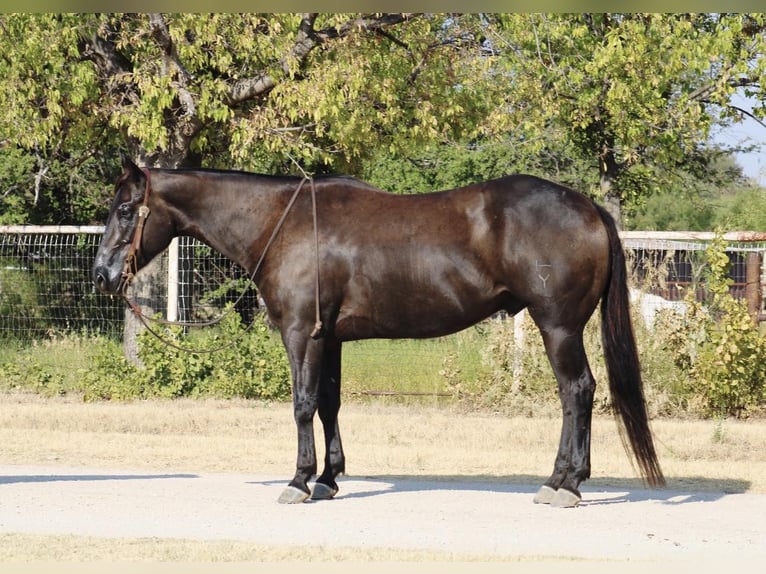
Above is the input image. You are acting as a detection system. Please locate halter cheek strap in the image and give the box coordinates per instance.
[121,168,153,292]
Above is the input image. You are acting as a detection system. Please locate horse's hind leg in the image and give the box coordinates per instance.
[312,338,345,500]
[532,321,596,508]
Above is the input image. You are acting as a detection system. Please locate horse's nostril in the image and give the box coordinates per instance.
[94,270,108,292]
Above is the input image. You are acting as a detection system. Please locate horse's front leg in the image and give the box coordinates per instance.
[312,337,345,500]
[278,329,323,504]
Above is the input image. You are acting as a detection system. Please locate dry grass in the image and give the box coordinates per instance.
[1,392,765,561]
[1,392,764,490]
[0,532,521,562]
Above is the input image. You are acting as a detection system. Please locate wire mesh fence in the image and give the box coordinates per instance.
[1,226,765,342]
[621,231,766,324]
[0,227,260,341]
[0,226,120,340]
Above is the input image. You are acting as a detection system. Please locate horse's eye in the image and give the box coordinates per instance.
[118,203,132,219]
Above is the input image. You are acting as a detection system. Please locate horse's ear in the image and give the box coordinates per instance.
[120,153,140,174]
[118,153,146,203]
[120,153,144,185]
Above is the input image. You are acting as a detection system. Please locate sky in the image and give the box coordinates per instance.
[711,92,766,187]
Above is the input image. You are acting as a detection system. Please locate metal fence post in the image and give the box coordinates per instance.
[167,237,179,323]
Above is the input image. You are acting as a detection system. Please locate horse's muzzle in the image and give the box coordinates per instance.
[93,266,118,294]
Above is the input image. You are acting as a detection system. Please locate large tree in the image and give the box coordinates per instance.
[3,14,765,222]
[1,13,492,173]
[0,14,120,224]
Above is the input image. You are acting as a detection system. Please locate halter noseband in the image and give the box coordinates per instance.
[120,167,153,293]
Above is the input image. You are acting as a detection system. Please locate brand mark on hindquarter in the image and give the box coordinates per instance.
[536,260,552,290]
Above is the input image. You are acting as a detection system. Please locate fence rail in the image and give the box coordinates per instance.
[621,232,766,321]
[1,226,764,341]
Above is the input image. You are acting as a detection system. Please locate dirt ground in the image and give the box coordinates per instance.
[1,462,765,563]
[1,396,765,565]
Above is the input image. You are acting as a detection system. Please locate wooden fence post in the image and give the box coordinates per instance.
[512,309,526,390]
[745,252,762,323]
[167,238,179,323]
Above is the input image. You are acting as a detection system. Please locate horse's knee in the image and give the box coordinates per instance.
[293,395,318,425]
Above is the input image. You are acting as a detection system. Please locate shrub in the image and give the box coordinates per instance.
[0,329,109,396]
[444,314,572,416]
[0,263,46,337]
[444,293,708,418]
[79,306,291,401]
[659,234,766,417]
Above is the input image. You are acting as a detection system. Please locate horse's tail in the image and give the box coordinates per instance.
[596,205,666,488]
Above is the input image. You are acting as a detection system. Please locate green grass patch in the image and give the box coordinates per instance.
[2,284,765,419]
[341,327,486,405]
[0,330,115,397]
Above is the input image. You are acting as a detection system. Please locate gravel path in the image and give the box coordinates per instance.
[1,464,765,561]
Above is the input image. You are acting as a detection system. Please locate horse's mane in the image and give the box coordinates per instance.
[157,167,381,191]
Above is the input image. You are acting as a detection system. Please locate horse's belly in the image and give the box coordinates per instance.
[334,284,502,341]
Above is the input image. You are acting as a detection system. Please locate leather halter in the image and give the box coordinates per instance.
[120,167,152,293]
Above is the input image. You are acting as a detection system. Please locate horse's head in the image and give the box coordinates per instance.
[92,155,171,295]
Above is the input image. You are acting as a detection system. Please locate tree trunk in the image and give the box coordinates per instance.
[122,149,200,365]
[600,176,622,229]
[599,146,623,230]
[122,255,165,366]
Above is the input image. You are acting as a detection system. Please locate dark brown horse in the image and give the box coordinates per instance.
[93,156,665,507]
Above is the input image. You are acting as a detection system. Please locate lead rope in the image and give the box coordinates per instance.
[123,172,323,354]
[309,176,324,340]
[285,154,324,340]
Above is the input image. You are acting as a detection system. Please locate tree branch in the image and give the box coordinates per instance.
[688,76,760,103]
[314,13,419,42]
[375,28,410,50]
[727,103,766,130]
[147,13,196,119]
[79,20,131,79]
[227,13,420,105]
[32,147,50,206]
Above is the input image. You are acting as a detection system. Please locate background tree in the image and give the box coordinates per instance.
[1,13,494,200]
[2,13,764,225]
[0,14,120,224]
[361,128,593,194]
[629,151,750,230]
[479,13,766,226]
[75,13,492,170]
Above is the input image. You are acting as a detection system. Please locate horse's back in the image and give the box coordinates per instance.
[319,174,611,340]
[322,173,604,232]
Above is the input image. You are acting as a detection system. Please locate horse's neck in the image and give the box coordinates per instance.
[161,177,284,271]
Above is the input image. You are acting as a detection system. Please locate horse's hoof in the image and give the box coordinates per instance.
[311,482,338,500]
[550,488,581,508]
[533,485,557,504]
[277,486,310,504]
